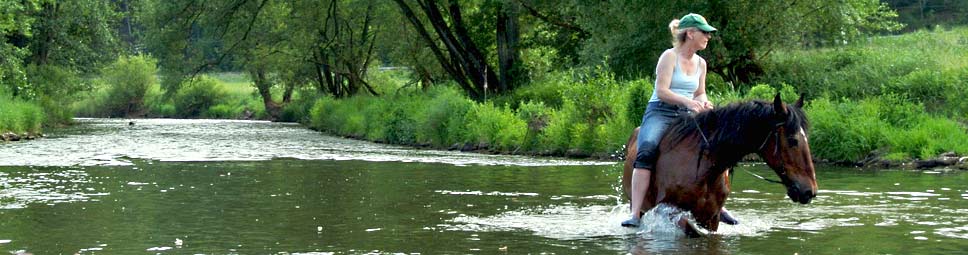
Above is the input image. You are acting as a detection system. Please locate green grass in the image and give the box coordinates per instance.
[0,96,45,134]
[762,27,968,119]
[72,70,267,119]
[758,27,968,162]
[300,68,648,157]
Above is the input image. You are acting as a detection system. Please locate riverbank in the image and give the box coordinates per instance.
[13,28,968,169]
[0,97,45,137]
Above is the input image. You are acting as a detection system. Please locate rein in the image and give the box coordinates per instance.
[692,117,710,182]
[752,123,786,184]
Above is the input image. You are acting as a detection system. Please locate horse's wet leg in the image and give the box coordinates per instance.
[698,212,721,232]
[677,217,703,238]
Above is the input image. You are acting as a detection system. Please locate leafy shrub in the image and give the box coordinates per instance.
[417,86,474,146]
[625,78,653,127]
[805,97,887,162]
[885,117,968,160]
[101,55,158,117]
[173,75,227,118]
[516,100,552,151]
[278,89,318,123]
[464,102,526,151]
[382,98,420,145]
[888,69,956,113]
[308,96,339,131]
[25,64,84,125]
[509,70,567,108]
[805,94,968,162]
[746,83,797,102]
[537,103,576,154]
[0,96,45,134]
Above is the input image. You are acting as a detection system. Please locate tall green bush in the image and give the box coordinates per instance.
[805,95,968,162]
[25,65,83,125]
[464,103,527,152]
[0,96,45,134]
[173,76,227,118]
[102,55,159,117]
[417,86,475,147]
[516,101,552,151]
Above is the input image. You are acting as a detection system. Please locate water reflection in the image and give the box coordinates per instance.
[0,168,107,209]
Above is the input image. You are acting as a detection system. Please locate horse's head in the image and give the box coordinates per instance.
[760,94,818,204]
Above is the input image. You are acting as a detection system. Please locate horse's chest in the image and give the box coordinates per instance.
[661,183,727,207]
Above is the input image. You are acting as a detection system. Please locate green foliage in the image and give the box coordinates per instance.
[24,64,83,125]
[886,117,968,160]
[887,0,968,32]
[764,27,968,119]
[0,95,45,134]
[173,76,227,118]
[806,95,968,162]
[806,97,889,162]
[516,100,552,151]
[101,55,159,117]
[0,1,41,98]
[504,72,567,108]
[745,83,797,102]
[416,86,475,147]
[575,0,901,83]
[465,103,527,151]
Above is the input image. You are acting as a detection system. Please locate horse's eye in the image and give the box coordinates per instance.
[787,138,798,146]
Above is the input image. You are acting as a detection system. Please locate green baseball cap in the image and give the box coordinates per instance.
[679,13,717,32]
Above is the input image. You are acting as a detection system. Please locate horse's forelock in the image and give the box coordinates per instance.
[784,104,810,134]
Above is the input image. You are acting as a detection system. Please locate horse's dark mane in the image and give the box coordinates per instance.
[662,99,810,171]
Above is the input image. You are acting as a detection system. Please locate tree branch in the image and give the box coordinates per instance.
[513,0,589,38]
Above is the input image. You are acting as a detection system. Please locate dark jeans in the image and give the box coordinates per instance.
[633,101,688,170]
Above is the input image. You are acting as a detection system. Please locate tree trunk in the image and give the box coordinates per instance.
[497,2,521,92]
[393,0,481,99]
[444,0,498,94]
[250,68,280,120]
[118,0,136,52]
[33,2,60,66]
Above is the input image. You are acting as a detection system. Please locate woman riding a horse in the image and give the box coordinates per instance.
[623,13,818,234]
[623,94,818,235]
[622,13,736,228]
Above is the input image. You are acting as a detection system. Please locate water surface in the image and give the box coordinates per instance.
[0,119,965,254]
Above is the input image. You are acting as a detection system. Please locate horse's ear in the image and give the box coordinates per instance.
[794,93,805,108]
[773,93,788,116]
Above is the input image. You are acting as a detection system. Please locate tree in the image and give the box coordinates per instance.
[0,0,40,96]
[393,0,509,100]
[885,0,968,31]
[572,0,901,85]
[142,0,388,119]
[2,0,122,99]
[28,0,121,71]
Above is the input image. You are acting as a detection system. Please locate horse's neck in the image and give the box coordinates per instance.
[704,116,773,174]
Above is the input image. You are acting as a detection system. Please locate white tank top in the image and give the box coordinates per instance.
[649,53,700,103]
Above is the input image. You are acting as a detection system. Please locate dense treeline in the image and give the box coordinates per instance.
[2,1,968,165]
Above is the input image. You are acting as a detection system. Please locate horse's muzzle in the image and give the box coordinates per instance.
[787,184,816,204]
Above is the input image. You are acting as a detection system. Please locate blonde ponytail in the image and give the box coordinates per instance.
[669,19,680,37]
[669,19,685,47]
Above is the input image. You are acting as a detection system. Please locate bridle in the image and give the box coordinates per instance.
[750,122,788,184]
[691,114,792,185]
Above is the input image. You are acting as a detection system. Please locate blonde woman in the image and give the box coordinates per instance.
[623,13,738,227]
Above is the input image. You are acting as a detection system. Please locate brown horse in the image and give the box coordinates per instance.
[622,94,817,236]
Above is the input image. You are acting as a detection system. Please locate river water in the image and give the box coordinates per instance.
[0,119,965,254]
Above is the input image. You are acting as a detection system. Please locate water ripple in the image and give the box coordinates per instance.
[0,118,609,167]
